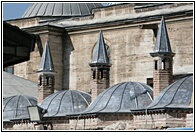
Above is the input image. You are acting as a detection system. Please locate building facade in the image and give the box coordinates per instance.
[3,3,193,130]
[7,3,193,92]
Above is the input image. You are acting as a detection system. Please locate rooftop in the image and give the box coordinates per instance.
[3,71,38,98]
[79,82,153,116]
[22,3,103,19]
[3,95,37,122]
[147,75,193,109]
[39,90,91,117]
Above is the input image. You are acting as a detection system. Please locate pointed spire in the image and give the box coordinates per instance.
[91,31,110,64]
[38,40,54,73]
[151,16,175,57]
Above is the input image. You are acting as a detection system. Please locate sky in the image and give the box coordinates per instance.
[2,2,109,21]
[3,3,31,20]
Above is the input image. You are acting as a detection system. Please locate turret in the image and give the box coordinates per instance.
[37,40,55,103]
[89,31,111,101]
[150,16,175,98]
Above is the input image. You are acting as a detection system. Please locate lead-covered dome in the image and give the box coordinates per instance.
[147,75,193,109]
[3,71,38,98]
[22,3,103,18]
[3,95,37,122]
[39,90,91,117]
[81,82,153,115]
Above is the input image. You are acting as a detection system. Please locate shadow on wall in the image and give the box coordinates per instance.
[63,32,74,90]
[36,35,43,56]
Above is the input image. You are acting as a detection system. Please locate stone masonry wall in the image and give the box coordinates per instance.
[67,18,193,93]
[3,112,191,130]
[67,27,154,92]
[3,3,193,131]
[70,114,134,130]
[167,19,193,74]
[7,4,193,94]
[13,27,64,91]
[153,70,173,98]
[134,112,187,129]
[186,113,193,127]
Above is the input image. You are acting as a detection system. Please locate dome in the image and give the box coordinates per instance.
[108,3,124,5]
[39,90,91,117]
[147,75,193,109]
[81,82,153,114]
[3,95,37,122]
[3,72,38,98]
[22,3,103,18]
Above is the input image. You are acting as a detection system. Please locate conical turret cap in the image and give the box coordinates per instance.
[38,40,54,73]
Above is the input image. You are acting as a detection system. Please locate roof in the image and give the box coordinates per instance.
[3,22,36,67]
[37,40,54,73]
[150,16,175,57]
[22,3,103,18]
[3,71,38,98]
[58,4,192,29]
[78,82,153,116]
[90,31,110,66]
[131,75,193,113]
[147,75,193,109]
[3,95,37,122]
[39,90,91,117]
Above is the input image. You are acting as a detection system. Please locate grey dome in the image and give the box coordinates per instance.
[81,82,153,114]
[39,90,91,117]
[3,72,38,98]
[3,95,37,122]
[147,75,193,109]
[22,3,103,18]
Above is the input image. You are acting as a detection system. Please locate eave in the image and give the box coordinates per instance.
[3,22,36,68]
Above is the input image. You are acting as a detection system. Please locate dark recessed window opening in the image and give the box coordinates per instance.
[93,70,96,79]
[46,77,49,85]
[155,60,158,70]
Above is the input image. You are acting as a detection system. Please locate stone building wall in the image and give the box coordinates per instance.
[186,113,193,127]
[10,24,65,91]
[92,4,135,19]
[3,112,192,130]
[14,38,41,82]
[167,19,193,74]
[3,3,193,131]
[8,18,39,29]
[134,112,187,129]
[67,18,193,92]
[66,27,154,92]
[6,3,193,93]
[70,114,134,130]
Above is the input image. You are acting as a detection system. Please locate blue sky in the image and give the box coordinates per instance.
[3,3,31,20]
[2,3,109,20]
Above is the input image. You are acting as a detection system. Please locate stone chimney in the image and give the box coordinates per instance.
[150,16,175,98]
[89,31,111,101]
[37,40,55,103]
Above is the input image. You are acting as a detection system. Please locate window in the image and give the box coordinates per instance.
[39,77,42,85]
[100,69,103,79]
[147,78,153,88]
[46,77,49,85]
[93,70,96,79]
[162,60,165,70]
[154,60,158,70]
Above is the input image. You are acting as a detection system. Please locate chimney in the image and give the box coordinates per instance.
[150,16,175,98]
[89,31,111,101]
[37,40,55,103]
